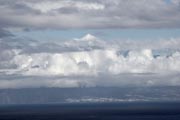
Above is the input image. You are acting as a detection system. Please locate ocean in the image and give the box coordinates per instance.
[0,87,180,119]
[0,102,180,120]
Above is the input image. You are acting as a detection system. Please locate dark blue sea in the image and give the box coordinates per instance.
[0,87,180,119]
[0,102,180,120]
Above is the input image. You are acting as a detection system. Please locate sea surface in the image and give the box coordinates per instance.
[0,102,180,120]
[0,87,180,119]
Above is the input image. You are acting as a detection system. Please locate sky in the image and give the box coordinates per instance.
[0,0,180,89]
[13,28,180,42]
[0,0,180,41]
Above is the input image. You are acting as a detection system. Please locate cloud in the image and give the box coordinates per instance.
[1,34,180,74]
[0,71,180,89]
[0,29,14,38]
[0,34,180,88]
[24,0,105,13]
[0,0,180,29]
[10,48,180,76]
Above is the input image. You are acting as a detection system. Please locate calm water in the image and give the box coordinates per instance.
[0,86,180,104]
[0,87,180,119]
[0,102,180,120]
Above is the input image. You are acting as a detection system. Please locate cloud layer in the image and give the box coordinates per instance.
[0,34,180,88]
[10,49,180,76]
[1,0,180,29]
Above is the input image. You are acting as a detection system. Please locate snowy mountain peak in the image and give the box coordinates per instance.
[81,34,97,41]
[74,34,98,41]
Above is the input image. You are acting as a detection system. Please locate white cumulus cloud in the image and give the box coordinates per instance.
[0,34,180,88]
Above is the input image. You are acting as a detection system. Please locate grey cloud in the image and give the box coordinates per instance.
[0,0,180,29]
[0,34,180,88]
[0,29,14,38]
[57,7,79,14]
